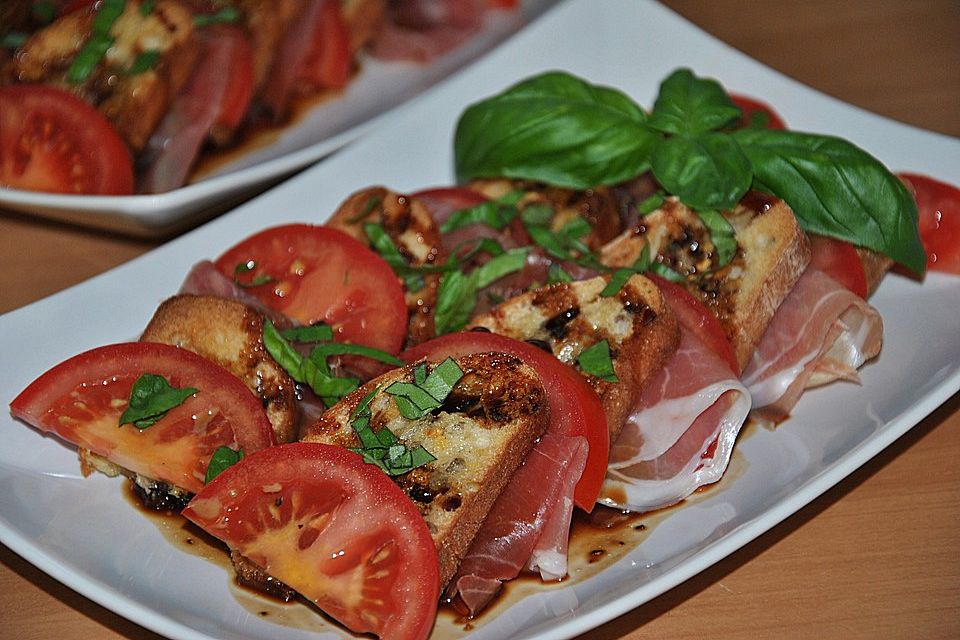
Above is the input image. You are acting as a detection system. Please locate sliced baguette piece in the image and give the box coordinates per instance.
[301,352,549,587]
[326,185,446,345]
[468,274,679,442]
[140,294,298,444]
[600,194,811,371]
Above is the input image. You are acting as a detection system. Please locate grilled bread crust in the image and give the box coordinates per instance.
[326,186,446,346]
[600,195,810,371]
[301,352,549,587]
[140,294,297,444]
[468,274,679,442]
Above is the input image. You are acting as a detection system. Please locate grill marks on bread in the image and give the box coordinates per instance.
[601,195,810,371]
[469,275,679,442]
[301,352,549,586]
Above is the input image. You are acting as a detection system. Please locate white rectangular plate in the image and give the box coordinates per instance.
[2,1,959,639]
[0,1,554,238]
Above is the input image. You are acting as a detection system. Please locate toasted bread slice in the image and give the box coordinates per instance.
[468,274,679,442]
[301,352,549,586]
[140,294,297,444]
[600,194,810,371]
[326,186,446,345]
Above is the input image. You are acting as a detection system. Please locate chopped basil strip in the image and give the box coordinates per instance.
[651,261,686,282]
[193,7,240,26]
[280,324,335,343]
[204,446,243,484]
[129,49,160,74]
[697,209,737,267]
[232,260,274,288]
[119,373,197,430]
[384,358,464,420]
[439,190,524,233]
[33,0,58,24]
[636,192,665,216]
[309,342,403,368]
[262,319,359,407]
[433,248,529,334]
[348,384,437,476]
[347,196,383,223]
[600,245,652,297]
[139,0,156,16]
[548,263,574,284]
[1,33,27,49]
[364,222,425,291]
[577,340,619,382]
[66,0,126,83]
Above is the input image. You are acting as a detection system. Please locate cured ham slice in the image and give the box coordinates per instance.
[600,325,751,512]
[370,0,485,63]
[446,433,587,615]
[742,268,883,421]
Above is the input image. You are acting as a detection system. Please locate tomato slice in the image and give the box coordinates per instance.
[214,224,408,354]
[0,84,134,195]
[299,0,352,91]
[808,235,869,297]
[401,331,608,511]
[206,24,256,132]
[899,173,960,274]
[729,93,787,130]
[648,274,741,376]
[183,442,439,640]
[9,342,275,494]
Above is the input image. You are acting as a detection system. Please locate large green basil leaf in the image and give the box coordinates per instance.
[651,132,753,211]
[454,71,658,189]
[647,68,741,136]
[733,128,925,274]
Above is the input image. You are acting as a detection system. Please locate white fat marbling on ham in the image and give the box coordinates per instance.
[742,268,883,418]
[600,325,751,513]
[446,433,587,615]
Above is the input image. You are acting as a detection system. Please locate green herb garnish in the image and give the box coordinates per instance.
[577,340,619,382]
[384,358,464,420]
[192,7,240,26]
[433,247,529,334]
[66,0,126,83]
[262,320,359,406]
[129,49,160,74]
[439,189,524,233]
[119,373,197,429]
[204,446,243,484]
[348,385,437,476]
[454,68,925,274]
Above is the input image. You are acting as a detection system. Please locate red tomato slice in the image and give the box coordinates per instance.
[648,274,741,376]
[299,0,352,91]
[206,24,256,131]
[0,85,134,195]
[183,442,439,640]
[729,93,787,130]
[214,224,408,354]
[808,235,869,298]
[9,342,275,494]
[899,173,960,274]
[401,331,609,511]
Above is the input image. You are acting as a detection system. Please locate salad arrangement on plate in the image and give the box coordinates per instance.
[9,68,958,639]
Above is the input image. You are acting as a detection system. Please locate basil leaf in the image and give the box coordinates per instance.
[119,374,197,430]
[548,263,574,284]
[204,446,243,484]
[129,49,160,74]
[651,132,752,211]
[192,7,240,26]
[280,324,334,343]
[384,358,464,420]
[364,222,425,291]
[600,245,651,297]
[647,68,741,136]
[732,128,926,273]
[473,248,529,289]
[309,342,403,368]
[439,191,523,233]
[66,0,125,83]
[636,192,665,216]
[418,358,464,403]
[697,210,737,267]
[651,262,685,282]
[455,71,658,189]
[433,269,477,336]
[577,340,619,382]
[263,319,359,406]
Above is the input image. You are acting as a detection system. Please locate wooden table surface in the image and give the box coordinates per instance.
[2,1,958,639]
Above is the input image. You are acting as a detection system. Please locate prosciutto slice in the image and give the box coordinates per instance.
[743,268,883,421]
[600,325,751,512]
[370,0,485,63]
[445,433,587,616]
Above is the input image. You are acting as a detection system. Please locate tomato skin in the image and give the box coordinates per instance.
[207,24,256,132]
[299,0,352,91]
[401,331,608,511]
[808,235,869,298]
[899,173,960,274]
[729,93,787,130]
[0,85,134,195]
[214,224,408,354]
[183,442,439,640]
[9,342,275,494]
[648,274,741,376]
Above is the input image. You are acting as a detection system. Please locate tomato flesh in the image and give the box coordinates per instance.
[402,331,609,511]
[0,85,134,195]
[729,93,787,130]
[808,235,869,298]
[214,224,408,354]
[899,173,960,274]
[299,0,352,91]
[9,343,275,494]
[649,274,741,375]
[183,442,439,640]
